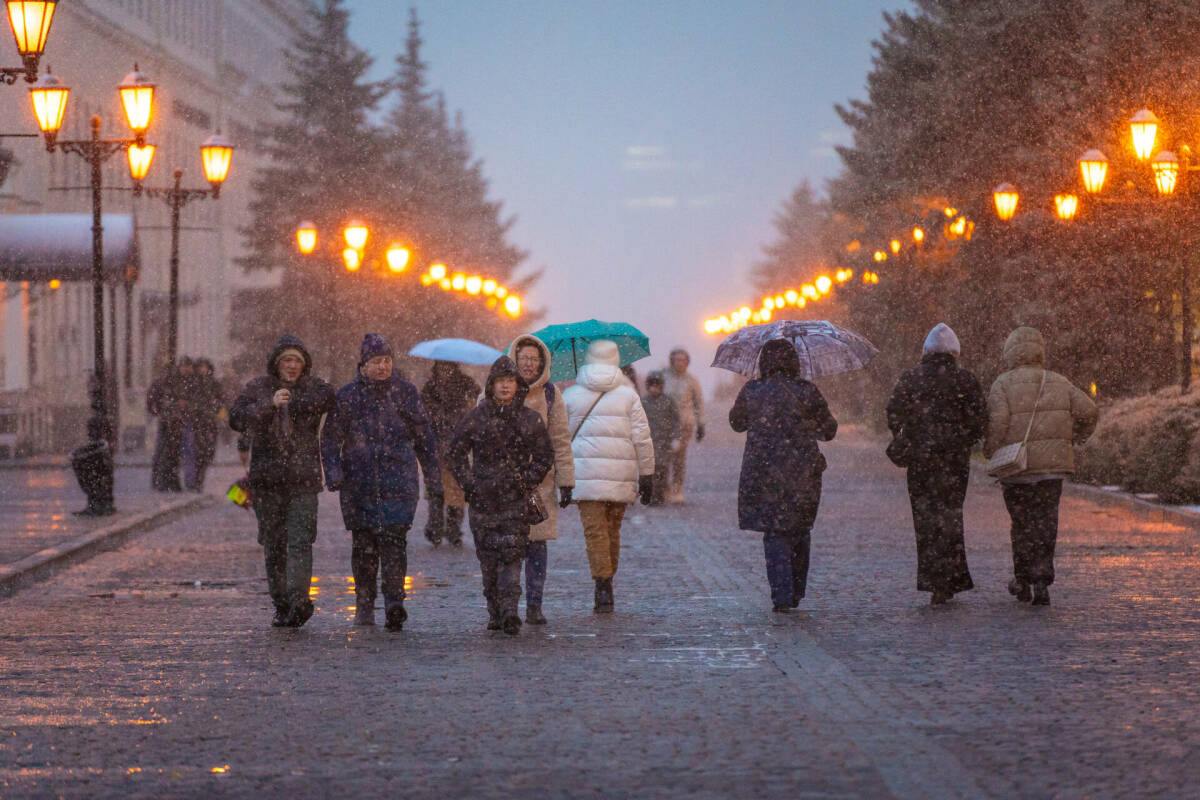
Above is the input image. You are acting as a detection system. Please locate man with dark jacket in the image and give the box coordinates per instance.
[887,323,987,605]
[322,334,442,631]
[420,361,482,547]
[147,362,184,492]
[448,356,554,635]
[230,334,335,628]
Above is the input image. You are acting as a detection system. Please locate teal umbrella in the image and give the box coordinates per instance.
[531,319,651,382]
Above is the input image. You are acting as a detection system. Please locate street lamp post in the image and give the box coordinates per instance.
[29,66,156,515]
[137,135,234,362]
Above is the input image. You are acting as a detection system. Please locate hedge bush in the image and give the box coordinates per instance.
[1075,383,1200,503]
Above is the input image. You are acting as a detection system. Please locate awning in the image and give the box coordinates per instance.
[0,214,139,284]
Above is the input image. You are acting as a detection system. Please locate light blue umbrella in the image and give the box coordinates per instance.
[408,338,504,366]
[531,319,651,382]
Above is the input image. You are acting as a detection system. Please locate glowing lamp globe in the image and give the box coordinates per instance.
[993,183,1019,220]
[117,65,155,138]
[343,221,368,251]
[199,133,233,192]
[1130,109,1159,162]
[126,143,155,182]
[1053,193,1078,221]
[28,69,67,141]
[295,222,317,255]
[342,248,361,271]
[1152,150,1180,196]
[1078,150,1109,194]
[385,246,410,273]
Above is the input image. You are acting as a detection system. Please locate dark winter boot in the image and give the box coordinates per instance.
[526,604,547,625]
[424,496,444,547]
[594,578,614,613]
[930,591,952,606]
[288,599,314,628]
[1008,579,1032,603]
[501,614,522,635]
[354,603,375,626]
[487,598,501,630]
[385,603,407,631]
[271,604,290,628]
[445,507,465,547]
[1031,583,1050,606]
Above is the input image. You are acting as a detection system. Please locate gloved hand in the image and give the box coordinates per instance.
[462,485,475,505]
[638,475,653,505]
[696,424,705,442]
[327,481,342,492]
[559,486,573,508]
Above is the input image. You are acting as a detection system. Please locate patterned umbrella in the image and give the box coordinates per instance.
[530,319,651,382]
[711,320,878,380]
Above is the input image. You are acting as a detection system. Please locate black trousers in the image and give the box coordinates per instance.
[906,456,974,595]
[151,420,182,492]
[762,529,810,607]
[351,525,409,611]
[1002,479,1063,586]
[254,490,318,612]
[471,521,528,621]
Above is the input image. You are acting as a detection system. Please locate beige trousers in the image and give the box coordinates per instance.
[578,500,627,579]
[668,423,695,497]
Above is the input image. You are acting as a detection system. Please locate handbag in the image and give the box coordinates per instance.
[986,370,1047,479]
[500,430,550,526]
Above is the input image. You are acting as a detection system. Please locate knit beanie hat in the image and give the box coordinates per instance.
[922,323,961,356]
[359,333,393,366]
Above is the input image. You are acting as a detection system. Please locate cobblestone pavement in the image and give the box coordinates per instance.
[0,465,241,567]
[1,428,1197,798]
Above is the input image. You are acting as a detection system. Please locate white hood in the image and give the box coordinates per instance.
[576,363,627,393]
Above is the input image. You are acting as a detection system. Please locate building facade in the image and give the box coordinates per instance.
[0,0,306,454]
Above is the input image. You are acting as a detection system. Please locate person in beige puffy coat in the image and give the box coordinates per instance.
[985,327,1097,606]
[507,334,575,625]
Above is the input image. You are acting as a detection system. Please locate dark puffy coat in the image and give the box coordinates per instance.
[641,392,680,458]
[321,372,442,530]
[421,365,482,452]
[886,353,987,463]
[229,335,335,494]
[447,357,554,527]
[730,376,837,532]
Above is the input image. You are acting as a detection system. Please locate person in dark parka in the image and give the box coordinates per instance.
[641,371,680,506]
[420,361,482,547]
[730,339,837,611]
[147,361,184,492]
[322,334,442,631]
[447,356,554,635]
[229,334,335,628]
[886,323,987,605]
[183,357,224,492]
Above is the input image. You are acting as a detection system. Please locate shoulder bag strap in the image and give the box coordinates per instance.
[1019,370,1048,447]
[570,391,607,441]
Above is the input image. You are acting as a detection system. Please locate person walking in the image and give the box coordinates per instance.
[322,334,442,631]
[641,371,680,506]
[985,327,1097,606]
[662,347,704,503]
[183,357,224,492]
[147,361,184,492]
[507,334,575,625]
[448,355,554,635]
[563,340,655,612]
[420,360,481,547]
[886,323,987,605]
[730,339,837,612]
[229,334,335,628]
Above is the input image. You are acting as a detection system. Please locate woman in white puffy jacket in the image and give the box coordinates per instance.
[563,340,656,613]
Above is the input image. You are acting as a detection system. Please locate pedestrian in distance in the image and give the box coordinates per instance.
[229,335,335,629]
[641,370,680,506]
[420,360,482,547]
[506,334,575,626]
[183,357,224,493]
[322,334,442,631]
[662,347,705,503]
[730,339,837,612]
[563,340,656,613]
[985,327,1097,607]
[147,360,184,493]
[448,355,554,635]
[886,323,987,605]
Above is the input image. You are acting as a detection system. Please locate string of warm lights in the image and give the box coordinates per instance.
[295,221,522,318]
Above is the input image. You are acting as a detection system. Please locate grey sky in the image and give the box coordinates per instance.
[344,0,904,384]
